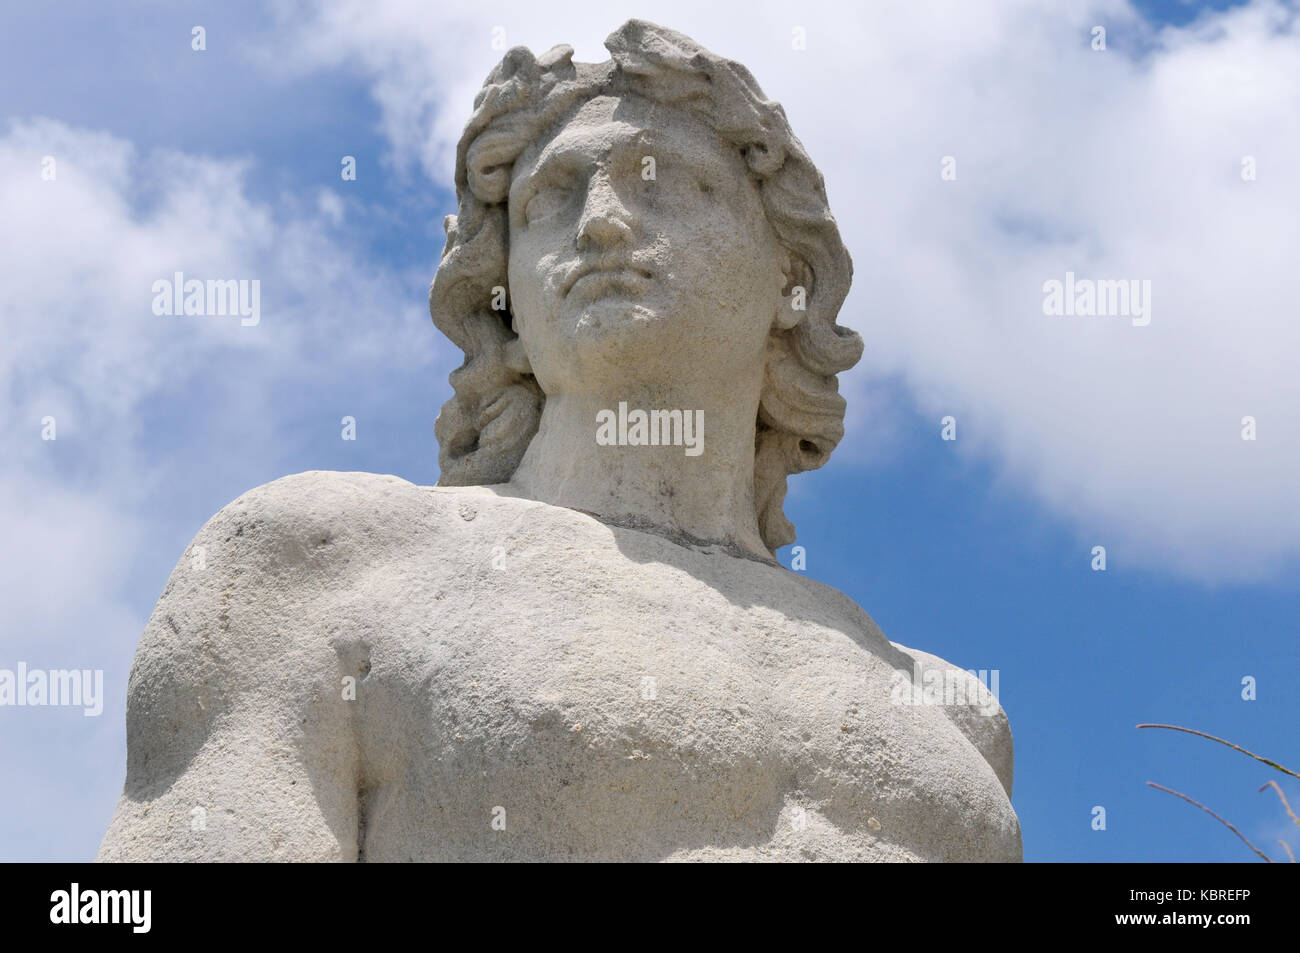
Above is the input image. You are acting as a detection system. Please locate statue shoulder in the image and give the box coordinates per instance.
[175,469,495,573]
[200,469,434,553]
[890,643,1015,799]
[144,470,484,625]
[122,472,465,758]
[103,473,498,857]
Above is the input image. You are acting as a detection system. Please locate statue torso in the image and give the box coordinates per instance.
[102,472,1020,862]
[309,479,1019,861]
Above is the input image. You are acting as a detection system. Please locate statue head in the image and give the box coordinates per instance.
[431,19,862,551]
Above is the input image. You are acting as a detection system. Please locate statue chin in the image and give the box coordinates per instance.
[570,298,661,335]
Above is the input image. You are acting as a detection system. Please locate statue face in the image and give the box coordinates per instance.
[507,94,789,396]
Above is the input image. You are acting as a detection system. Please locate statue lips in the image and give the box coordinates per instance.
[562,259,654,304]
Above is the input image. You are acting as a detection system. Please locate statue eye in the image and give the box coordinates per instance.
[696,176,714,196]
[523,183,572,224]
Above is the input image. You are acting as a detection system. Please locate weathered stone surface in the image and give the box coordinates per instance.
[100,19,1021,862]
[99,472,1019,861]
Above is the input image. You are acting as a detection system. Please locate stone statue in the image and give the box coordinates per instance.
[99,20,1021,862]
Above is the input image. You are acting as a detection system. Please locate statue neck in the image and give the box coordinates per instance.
[508,386,771,560]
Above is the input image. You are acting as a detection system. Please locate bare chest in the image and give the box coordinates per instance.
[332,549,1008,861]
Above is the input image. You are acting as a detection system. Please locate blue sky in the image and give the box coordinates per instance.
[1,0,1297,862]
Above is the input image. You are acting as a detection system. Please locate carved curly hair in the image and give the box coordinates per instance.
[432,19,862,552]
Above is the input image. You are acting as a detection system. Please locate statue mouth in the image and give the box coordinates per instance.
[563,261,654,299]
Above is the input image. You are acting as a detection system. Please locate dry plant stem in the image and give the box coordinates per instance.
[1259,780,1300,828]
[1146,782,1272,862]
[1136,723,1300,779]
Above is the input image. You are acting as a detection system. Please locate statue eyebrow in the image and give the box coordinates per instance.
[509,145,584,207]
[627,134,736,182]
[509,129,736,208]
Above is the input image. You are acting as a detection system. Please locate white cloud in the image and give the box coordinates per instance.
[317,187,346,225]
[1,114,440,619]
[0,117,439,857]
[267,0,1300,580]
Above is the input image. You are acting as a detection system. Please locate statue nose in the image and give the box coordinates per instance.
[576,172,633,250]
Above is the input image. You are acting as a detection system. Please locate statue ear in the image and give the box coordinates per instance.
[773,251,808,331]
[504,334,533,376]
